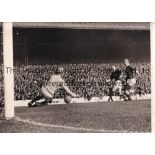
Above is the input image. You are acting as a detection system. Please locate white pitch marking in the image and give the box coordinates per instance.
[15,116,138,133]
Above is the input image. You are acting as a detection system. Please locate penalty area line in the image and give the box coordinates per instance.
[15,116,137,133]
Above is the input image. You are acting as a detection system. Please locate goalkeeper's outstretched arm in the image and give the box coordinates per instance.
[63,83,79,98]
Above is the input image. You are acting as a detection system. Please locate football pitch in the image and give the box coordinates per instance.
[0,99,151,133]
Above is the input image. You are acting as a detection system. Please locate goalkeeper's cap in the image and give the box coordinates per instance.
[56,67,64,74]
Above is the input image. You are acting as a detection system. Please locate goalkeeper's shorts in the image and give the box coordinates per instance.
[40,86,54,100]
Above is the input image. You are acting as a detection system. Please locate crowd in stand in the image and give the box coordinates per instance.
[12,59,151,100]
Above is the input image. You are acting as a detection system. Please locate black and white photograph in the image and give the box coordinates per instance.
[0,22,151,132]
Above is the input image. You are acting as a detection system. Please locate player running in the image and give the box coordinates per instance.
[124,59,141,101]
[28,67,79,107]
[110,65,123,95]
[106,65,123,101]
[108,65,124,101]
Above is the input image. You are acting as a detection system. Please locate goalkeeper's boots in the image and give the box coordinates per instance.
[28,101,33,107]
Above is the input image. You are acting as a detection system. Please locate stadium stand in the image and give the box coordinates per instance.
[0,23,151,103]
[13,59,150,100]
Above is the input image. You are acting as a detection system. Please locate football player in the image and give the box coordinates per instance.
[28,67,80,107]
[106,65,123,101]
[124,59,141,101]
[110,65,123,95]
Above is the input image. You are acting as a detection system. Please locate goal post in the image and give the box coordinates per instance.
[3,22,14,119]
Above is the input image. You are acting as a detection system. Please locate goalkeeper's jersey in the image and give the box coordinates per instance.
[44,75,65,95]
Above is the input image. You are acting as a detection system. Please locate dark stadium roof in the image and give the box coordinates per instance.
[12,22,150,30]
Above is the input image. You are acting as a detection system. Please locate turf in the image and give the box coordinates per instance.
[0,100,151,133]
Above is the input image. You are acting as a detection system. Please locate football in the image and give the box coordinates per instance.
[64,95,72,103]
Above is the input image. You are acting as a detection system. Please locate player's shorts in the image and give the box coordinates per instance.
[112,80,122,93]
[40,86,54,100]
[126,78,136,87]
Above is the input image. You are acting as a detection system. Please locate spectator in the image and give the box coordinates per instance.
[11,59,151,100]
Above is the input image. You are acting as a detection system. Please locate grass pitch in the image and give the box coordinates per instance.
[0,100,151,133]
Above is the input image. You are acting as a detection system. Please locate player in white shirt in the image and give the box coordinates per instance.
[28,67,79,107]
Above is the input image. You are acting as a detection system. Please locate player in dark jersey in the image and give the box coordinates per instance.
[111,65,123,95]
[124,59,141,100]
[106,65,123,101]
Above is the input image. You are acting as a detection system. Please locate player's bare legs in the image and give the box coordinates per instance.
[125,89,132,101]
[108,65,123,102]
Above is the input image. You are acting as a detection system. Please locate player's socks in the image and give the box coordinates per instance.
[32,102,41,107]
[127,95,132,101]
[31,95,42,103]
[119,93,128,101]
[120,93,126,99]
[39,98,53,106]
[28,95,43,107]
[28,101,33,107]
[39,100,48,106]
